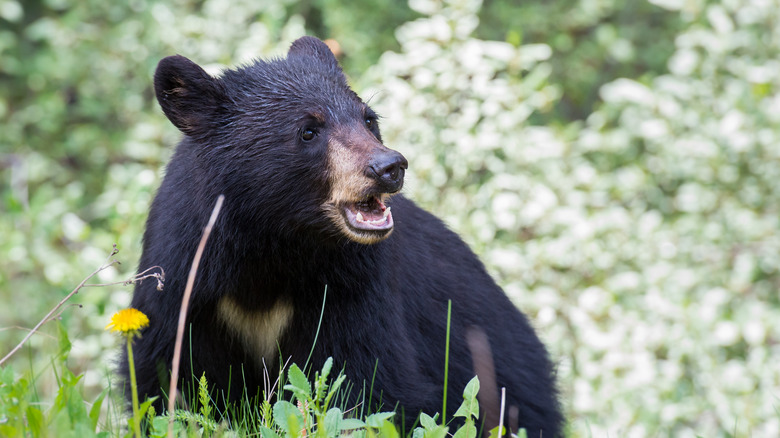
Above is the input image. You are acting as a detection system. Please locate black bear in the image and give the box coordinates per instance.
[122,36,562,436]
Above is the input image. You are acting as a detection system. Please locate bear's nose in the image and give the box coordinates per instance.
[367,150,408,193]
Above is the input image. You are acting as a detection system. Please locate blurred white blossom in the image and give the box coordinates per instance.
[363,0,780,435]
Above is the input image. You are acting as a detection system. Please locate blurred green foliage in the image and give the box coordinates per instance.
[479,0,683,120]
[1,0,779,436]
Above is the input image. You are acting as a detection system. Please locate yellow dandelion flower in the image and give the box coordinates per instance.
[106,308,149,334]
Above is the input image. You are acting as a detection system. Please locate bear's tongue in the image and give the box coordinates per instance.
[345,196,393,230]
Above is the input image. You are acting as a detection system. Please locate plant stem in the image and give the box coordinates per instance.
[442,299,452,427]
[127,336,142,438]
[168,194,224,436]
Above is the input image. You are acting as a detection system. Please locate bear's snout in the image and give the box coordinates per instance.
[367,149,408,193]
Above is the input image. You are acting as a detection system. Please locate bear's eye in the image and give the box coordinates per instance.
[364,117,375,130]
[301,127,317,141]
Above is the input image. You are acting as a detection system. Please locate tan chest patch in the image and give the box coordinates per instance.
[216,296,294,363]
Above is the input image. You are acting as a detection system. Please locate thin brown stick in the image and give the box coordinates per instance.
[168,194,224,436]
[0,245,120,366]
[84,266,165,289]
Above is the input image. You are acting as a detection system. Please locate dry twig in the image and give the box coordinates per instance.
[0,245,164,366]
[168,194,225,436]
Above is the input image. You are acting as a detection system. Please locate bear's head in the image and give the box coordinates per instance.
[153,36,407,245]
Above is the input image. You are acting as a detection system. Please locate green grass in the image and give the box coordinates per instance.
[0,258,510,438]
[0,324,497,437]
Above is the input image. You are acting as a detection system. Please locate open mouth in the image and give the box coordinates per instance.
[342,195,393,232]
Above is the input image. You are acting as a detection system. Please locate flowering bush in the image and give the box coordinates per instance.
[364,0,780,435]
[2,0,777,435]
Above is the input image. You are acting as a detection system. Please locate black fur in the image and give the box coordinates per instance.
[121,36,563,436]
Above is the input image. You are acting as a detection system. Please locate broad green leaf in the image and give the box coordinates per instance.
[377,419,400,438]
[462,377,480,401]
[452,421,477,438]
[285,364,312,401]
[453,376,480,420]
[419,412,438,430]
[365,411,395,428]
[340,418,366,430]
[149,415,171,438]
[273,400,305,437]
[422,425,449,438]
[323,407,343,436]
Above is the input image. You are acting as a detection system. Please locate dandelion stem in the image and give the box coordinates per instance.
[127,336,142,438]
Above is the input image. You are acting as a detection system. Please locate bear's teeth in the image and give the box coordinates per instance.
[383,207,391,218]
[356,212,364,222]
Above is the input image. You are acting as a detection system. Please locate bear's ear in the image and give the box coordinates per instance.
[154,55,225,136]
[287,36,340,70]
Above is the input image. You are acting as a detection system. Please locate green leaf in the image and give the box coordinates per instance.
[340,418,366,430]
[88,388,109,431]
[453,376,480,420]
[124,416,135,438]
[365,411,395,428]
[315,358,334,406]
[419,413,438,430]
[285,364,312,401]
[137,397,157,420]
[487,425,506,438]
[149,415,171,438]
[56,321,72,362]
[260,425,282,438]
[323,374,347,409]
[377,419,400,438]
[452,421,477,438]
[321,357,333,381]
[25,406,44,436]
[54,368,87,424]
[415,414,449,438]
[323,407,343,436]
[273,400,305,437]
[419,424,449,438]
[462,376,479,401]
